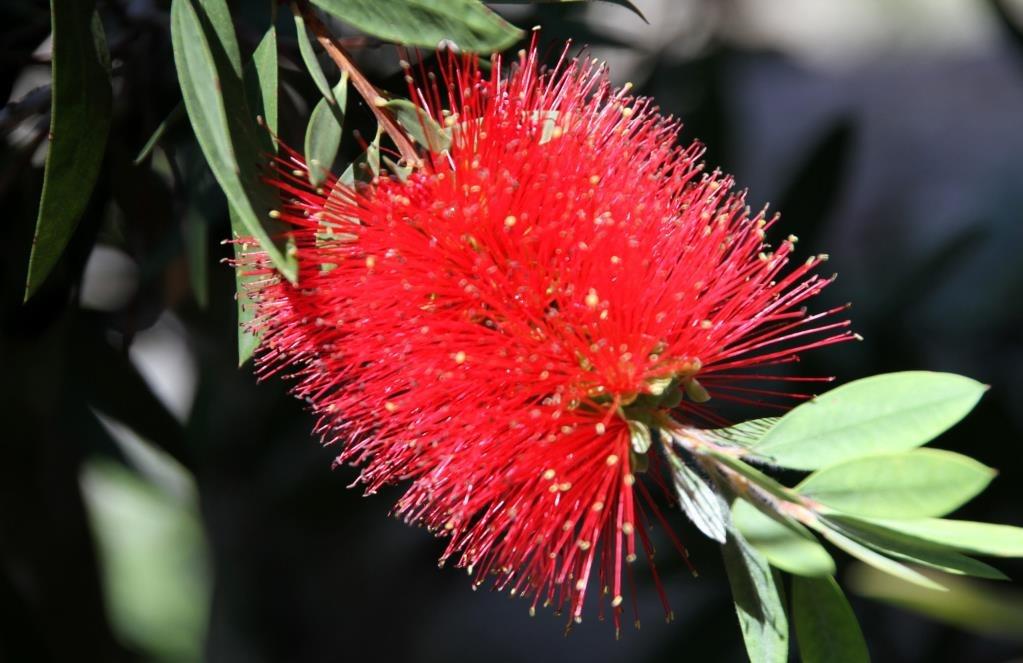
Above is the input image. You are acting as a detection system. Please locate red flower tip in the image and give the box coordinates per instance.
[237,39,853,631]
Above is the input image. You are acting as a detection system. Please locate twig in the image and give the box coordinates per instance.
[290,0,420,167]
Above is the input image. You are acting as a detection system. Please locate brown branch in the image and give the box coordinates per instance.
[291,0,420,167]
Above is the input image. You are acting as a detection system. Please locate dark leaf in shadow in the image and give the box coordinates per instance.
[72,313,192,470]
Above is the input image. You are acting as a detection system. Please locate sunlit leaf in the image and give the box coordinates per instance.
[311,0,522,53]
[665,447,728,542]
[827,515,1007,580]
[304,74,348,187]
[705,450,793,503]
[812,521,946,591]
[25,1,112,301]
[792,575,869,663]
[721,525,789,663]
[706,417,780,449]
[862,518,1023,558]
[383,98,451,152]
[732,500,835,577]
[292,1,335,103]
[753,372,987,470]
[795,449,996,518]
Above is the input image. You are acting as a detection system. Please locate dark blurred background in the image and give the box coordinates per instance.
[3,0,1023,661]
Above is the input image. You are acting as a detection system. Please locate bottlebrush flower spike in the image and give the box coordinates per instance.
[237,39,853,633]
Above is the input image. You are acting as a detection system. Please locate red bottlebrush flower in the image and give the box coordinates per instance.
[238,40,853,632]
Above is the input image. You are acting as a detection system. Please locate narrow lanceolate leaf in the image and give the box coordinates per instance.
[171,0,296,282]
[134,103,185,165]
[812,521,946,591]
[339,126,382,186]
[311,0,522,53]
[792,576,870,663]
[25,2,112,301]
[752,372,987,470]
[706,417,780,449]
[230,211,261,365]
[732,499,835,577]
[489,0,646,22]
[247,17,279,139]
[383,98,451,152]
[235,10,282,365]
[292,1,334,103]
[863,518,1023,558]
[827,515,1007,580]
[304,74,348,187]
[665,448,728,542]
[196,0,242,71]
[721,526,789,663]
[795,449,996,519]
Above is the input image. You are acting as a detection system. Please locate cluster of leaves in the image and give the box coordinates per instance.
[662,371,1023,662]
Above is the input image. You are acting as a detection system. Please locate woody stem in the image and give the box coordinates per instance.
[290,0,421,167]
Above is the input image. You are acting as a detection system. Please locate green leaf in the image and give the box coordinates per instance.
[705,450,794,503]
[827,515,1007,580]
[732,500,835,577]
[862,518,1023,558]
[664,448,729,543]
[382,98,451,152]
[752,372,987,470]
[721,526,789,663]
[812,522,947,591]
[230,210,262,366]
[247,15,280,139]
[304,74,348,187]
[848,564,1023,641]
[339,126,382,186]
[792,575,870,663]
[134,103,185,165]
[81,458,210,661]
[293,1,335,103]
[795,449,996,518]
[171,0,295,283]
[233,9,281,364]
[196,0,242,73]
[25,2,112,301]
[311,0,522,53]
[489,0,646,22]
[706,417,780,449]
